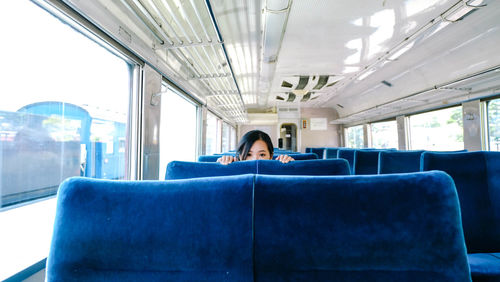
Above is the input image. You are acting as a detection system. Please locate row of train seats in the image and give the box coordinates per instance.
[306,148,500,281]
[198,150,319,162]
[47,165,472,281]
[166,159,351,179]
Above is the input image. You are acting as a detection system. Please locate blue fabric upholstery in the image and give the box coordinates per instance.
[253,172,470,281]
[46,175,254,281]
[421,151,500,281]
[165,159,351,180]
[198,153,317,162]
[337,148,356,173]
[467,253,500,282]
[48,171,470,281]
[287,152,318,160]
[257,159,350,175]
[378,150,425,174]
[324,148,339,159]
[198,154,234,162]
[309,148,325,159]
[168,159,257,179]
[353,149,386,175]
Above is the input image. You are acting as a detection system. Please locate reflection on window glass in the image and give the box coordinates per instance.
[221,122,231,153]
[409,106,463,150]
[159,86,198,178]
[0,1,132,207]
[346,125,364,148]
[371,120,398,149]
[205,113,218,155]
[488,99,500,151]
[230,126,237,150]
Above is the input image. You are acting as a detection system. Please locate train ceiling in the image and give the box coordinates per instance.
[63,0,500,125]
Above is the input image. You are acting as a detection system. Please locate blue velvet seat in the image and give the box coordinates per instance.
[378,150,468,174]
[165,159,351,180]
[421,151,500,281]
[378,150,425,174]
[324,148,339,159]
[48,172,470,281]
[197,153,318,162]
[337,148,356,173]
[309,147,325,159]
[46,176,255,281]
[253,171,470,281]
[353,149,387,175]
[287,152,318,160]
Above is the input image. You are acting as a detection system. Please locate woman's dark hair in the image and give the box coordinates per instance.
[237,130,274,160]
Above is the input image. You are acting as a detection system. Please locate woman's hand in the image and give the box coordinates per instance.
[274,154,295,163]
[216,155,238,165]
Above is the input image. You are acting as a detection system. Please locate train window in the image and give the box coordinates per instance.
[409,106,464,150]
[205,112,219,155]
[221,122,232,153]
[370,120,398,149]
[345,125,364,148]
[487,99,500,151]
[0,1,135,207]
[159,84,198,178]
[230,126,237,150]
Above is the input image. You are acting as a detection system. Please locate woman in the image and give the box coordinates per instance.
[217,130,294,164]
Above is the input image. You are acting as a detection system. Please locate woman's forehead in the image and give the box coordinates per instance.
[250,140,269,151]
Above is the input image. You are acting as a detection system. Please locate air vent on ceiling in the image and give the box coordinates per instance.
[301,92,312,102]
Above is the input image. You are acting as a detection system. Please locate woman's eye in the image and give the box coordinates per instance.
[260,153,266,157]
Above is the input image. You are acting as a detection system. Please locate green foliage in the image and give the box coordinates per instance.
[447,107,463,127]
[489,100,500,146]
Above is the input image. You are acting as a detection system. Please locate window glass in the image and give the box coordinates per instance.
[230,126,237,150]
[346,125,364,148]
[487,99,500,151]
[371,120,398,149]
[0,1,133,207]
[409,106,463,150]
[221,122,231,153]
[205,112,218,155]
[159,85,198,178]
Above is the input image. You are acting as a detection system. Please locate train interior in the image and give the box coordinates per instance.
[1,0,500,280]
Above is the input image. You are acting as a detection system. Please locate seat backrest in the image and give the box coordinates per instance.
[310,148,325,159]
[257,159,350,176]
[198,154,235,162]
[421,151,500,253]
[47,175,254,281]
[324,148,339,159]
[253,172,470,281]
[353,149,385,175]
[165,159,350,180]
[198,152,317,162]
[337,148,356,173]
[166,160,257,179]
[286,152,318,160]
[378,150,424,174]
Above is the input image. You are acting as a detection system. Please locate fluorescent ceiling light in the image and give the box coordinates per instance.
[262,1,290,63]
[388,41,415,60]
[357,69,376,81]
[444,0,484,22]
